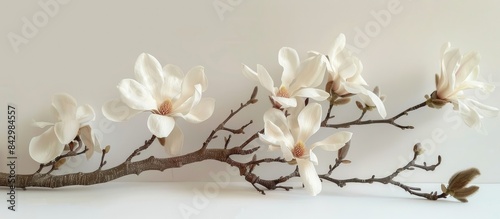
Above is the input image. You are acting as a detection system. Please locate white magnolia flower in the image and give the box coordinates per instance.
[311,33,386,118]
[434,42,499,132]
[102,53,215,154]
[259,103,353,195]
[29,93,100,163]
[242,47,329,108]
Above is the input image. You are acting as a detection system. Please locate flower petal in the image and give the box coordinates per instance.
[455,52,480,84]
[289,55,326,92]
[279,47,300,87]
[147,114,175,138]
[297,103,321,143]
[33,121,54,128]
[439,47,461,98]
[293,88,329,101]
[359,90,387,118]
[261,108,294,149]
[310,131,353,151]
[161,64,184,100]
[328,34,346,61]
[465,99,499,118]
[173,84,202,116]
[29,127,65,163]
[280,142,295,161]
[54,119,80,144]
[309,150,318,165]
[79,125,100,159]
[184,66,208,92]
[76,104,96,125]
[118,79,157,111]
[134,53,164,97]
[271,96,297,108]
[457,100,481,129]
[260,120,287,147]
[296,159,322,196]
[102,99,143,122]
[257,65,275,93]
[242,64,259,82]
[52,93,77,120]
[162,125,184,155]
[183,98,215,123]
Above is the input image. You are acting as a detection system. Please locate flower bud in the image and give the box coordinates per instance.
[413,143,424,155]
[104,145,111,154]
[337,140,351,161]
[54,158,67,170]
[325,81,334,95]
[333,98,351,106]
[443,168,481,202]
[355,101,364,110]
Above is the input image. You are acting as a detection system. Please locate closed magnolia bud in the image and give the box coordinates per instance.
[325,81,334,94]
[413,143,424,155]
[250,86,258,100]
[54,158,66,169]
[104,145,111,154]
[334,98,351,106]
[448,168,480,191]
[158,137,167,146]
[337,140,351,161]
[355,101,364,110]
[443,167,481,202]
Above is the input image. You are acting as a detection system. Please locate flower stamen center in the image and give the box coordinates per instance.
[158,99,173,115]
[277,86,290,98]
[292,141,305,158]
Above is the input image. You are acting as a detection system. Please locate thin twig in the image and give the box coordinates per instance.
[320,144,446,200]
[201,86,258,150]
[125,135,156,162]
[325,101,427,130]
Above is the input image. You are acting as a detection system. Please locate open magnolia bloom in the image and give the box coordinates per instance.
[310,33,386,118]
[102,53,215,154]
[259,103,353,195]
[433,42,499,132]
[242,47,329,108]
[29,93,100,163]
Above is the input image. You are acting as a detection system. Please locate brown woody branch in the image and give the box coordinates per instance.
[323,101,427,130]
[320,144,448,200]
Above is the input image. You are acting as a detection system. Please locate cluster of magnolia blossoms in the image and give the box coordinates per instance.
[242,34,387,195]
[242,34,498,195]
[27,33,497,196]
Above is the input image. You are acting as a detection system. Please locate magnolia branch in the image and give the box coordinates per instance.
[0,86,288,192]
[323,101,428,129]
[0,87,460,202]
[319,144,448,200]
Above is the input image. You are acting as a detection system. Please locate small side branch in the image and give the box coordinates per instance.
[320,144,447,200]
[201,86,258,150]
[324,101,427,130]
[125,135,156,162]
[35,137,87,174]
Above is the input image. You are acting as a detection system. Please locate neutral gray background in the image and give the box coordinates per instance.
[1,0,499,183]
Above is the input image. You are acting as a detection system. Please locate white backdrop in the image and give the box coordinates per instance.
[1,0,499,184]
